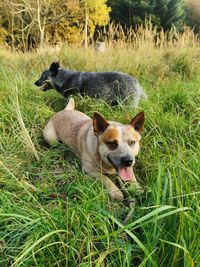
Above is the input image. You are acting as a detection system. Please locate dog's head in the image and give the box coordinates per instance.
[34,62,60,91]
[93,111,145,182]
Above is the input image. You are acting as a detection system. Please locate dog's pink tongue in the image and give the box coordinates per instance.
[118,167,133,181]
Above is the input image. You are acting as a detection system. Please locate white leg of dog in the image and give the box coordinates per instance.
[43,120,59,146]
[89,170,124,201]
[82,162,124,201]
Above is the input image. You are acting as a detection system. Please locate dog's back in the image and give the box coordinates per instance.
[56,69,146,105]
[79,71,147,104]
[43,98,91,152]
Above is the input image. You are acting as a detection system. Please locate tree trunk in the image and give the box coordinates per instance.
[21,15,26,52]
[37,0,45,48]
[40,26,45,48]
[84,12,88,49]
[11,13,14,50]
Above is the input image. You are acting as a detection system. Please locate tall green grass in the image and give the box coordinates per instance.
[0,45,200,266]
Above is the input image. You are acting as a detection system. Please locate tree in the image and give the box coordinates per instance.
[80,0,111,48]
[154,0,185,30]
[108,0,153,27]
[0,0,111,49]
[1,0,72,49]
[108,0,186,31]
[186,0,200,32]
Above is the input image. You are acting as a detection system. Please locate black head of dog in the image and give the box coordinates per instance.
[34,62,60,91]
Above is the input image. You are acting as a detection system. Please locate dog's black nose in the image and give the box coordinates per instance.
[34,80,40,86]
[120,155,133,167]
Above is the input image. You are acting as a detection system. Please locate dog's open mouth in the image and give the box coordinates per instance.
[107,156,133,181]
[39,83,48,91]
[118,167,133,181]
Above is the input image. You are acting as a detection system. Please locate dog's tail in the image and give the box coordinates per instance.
[140,88,148,99]
[64,98,75,110]
[136,80,148,100]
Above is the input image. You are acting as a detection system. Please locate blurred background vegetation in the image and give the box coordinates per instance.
[0,0,199,51]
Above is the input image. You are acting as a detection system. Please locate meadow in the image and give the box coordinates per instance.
[0,35,200,266]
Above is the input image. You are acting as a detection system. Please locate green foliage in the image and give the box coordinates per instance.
[108,0,153,26]
[0,45,200,266]
[160,0,185,30]
[170,54,196,78]
[186,0,200,32]
[108,0,186,30]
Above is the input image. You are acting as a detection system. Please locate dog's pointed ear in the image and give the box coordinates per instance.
[55,62,60,68]
[93,112,109,136]
[131,111,145,134]
[49,62,59,75]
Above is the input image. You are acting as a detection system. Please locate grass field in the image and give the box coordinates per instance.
[0,44,200,266]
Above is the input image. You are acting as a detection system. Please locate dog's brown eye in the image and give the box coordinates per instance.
[106,140,118,150]
[129,140,136,146]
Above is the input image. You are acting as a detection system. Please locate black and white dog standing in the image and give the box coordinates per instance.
[35,62,147,106]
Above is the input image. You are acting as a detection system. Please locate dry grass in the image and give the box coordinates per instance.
[105,22,199,50]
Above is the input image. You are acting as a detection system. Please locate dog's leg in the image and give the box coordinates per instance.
[82,162,124,201]
[43,120,59,146]
[91,170,124,201]
[129,171,143,193]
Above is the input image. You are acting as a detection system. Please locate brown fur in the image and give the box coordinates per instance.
[102,127,120,143]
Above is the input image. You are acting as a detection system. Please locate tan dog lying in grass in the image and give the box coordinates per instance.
[44,98,145,201]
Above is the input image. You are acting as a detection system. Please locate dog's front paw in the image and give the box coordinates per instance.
[110,190,124,201]
[129,183,144,195]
